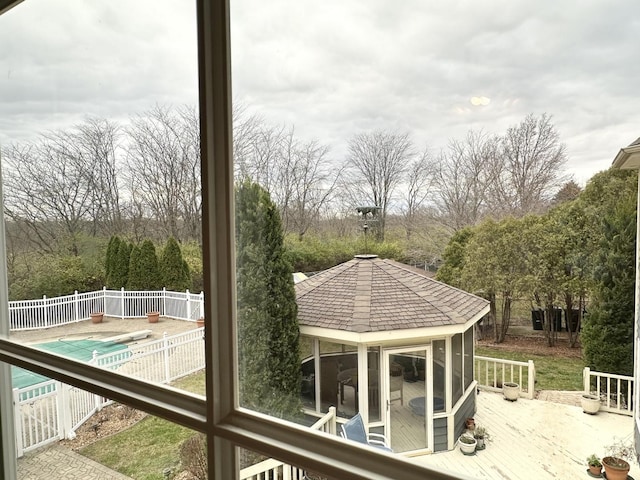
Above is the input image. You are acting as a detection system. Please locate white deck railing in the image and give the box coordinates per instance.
[583,367,633,416]
[13,328,205,456]
[10,287,205,331]
[239,406,337,480]
[475,356,536,399]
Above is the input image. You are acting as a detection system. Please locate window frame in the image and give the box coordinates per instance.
[0,1,464,479]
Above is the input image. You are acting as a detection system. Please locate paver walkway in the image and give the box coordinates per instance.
[17,444,133,480]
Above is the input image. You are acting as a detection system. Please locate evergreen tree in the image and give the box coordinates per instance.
[127,245,143,290]
[160,237,191,291]
[236,180,301,420]
[111,240,132,289]
[128,240,160,290]
[105,235,121,288]
[582,192,636,375]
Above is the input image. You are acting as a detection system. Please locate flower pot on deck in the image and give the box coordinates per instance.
[196,317,205,328]
[502,382,520,401]
[602,456,630,480]
[581,394,600,414]
[90,312,104,324]
[458,434,477,455]
[146,311,160,323]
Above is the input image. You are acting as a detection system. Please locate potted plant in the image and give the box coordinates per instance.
[146,311,160,323]
[581,393,601,414]
[474,425,488,450]
[586,454,602,477]
[90,312,104,324]
[602,438,634,480]
[465,417,475,431]
[502,382,520,401]
[458,433,477,455]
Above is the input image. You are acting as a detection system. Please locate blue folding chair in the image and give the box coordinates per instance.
[339,413,392,452]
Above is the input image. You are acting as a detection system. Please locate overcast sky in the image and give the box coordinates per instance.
[1,0,638,186]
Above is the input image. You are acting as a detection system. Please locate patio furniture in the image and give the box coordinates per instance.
[340,413,392,452]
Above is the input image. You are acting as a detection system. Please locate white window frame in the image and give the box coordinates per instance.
[0,1,465,479]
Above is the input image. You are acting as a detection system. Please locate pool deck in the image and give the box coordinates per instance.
[9,315,195,345]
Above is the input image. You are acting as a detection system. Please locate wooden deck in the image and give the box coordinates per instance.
[411,390,640,479]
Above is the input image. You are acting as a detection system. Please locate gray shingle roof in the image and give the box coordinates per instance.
[295,256,489,333]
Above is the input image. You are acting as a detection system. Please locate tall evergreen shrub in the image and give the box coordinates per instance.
[160,237,191,291]
[236,180,302,420]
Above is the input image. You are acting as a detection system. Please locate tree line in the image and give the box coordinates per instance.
[1,105,569,263]
[436,168,637,376]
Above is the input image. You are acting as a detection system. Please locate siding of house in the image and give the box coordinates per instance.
[433,417,448,452]
[451,390,476,449]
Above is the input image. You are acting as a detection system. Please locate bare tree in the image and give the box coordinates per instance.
[492,113,568,215]
[343,130,414,241]
[125,105,201,242]
[432,130,500,231]
[2,138,95,255]
[400,148,435,240]
[67,118,123,235]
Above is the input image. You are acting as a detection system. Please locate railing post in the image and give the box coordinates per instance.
[103,286,107,316]
[528,360,535,399]
[163,332,171,383]
[328,406,337,435]
[13,388,23,458]
[199,291,204,321]
[583,367,591,393]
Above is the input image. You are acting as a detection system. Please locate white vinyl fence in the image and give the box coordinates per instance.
[13,328,205,456]
[583,367,634,416]
[10,288,205,331]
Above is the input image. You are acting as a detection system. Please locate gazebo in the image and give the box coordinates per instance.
[296,254,489,453]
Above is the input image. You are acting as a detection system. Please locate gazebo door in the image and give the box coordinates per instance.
[383,346,432,453]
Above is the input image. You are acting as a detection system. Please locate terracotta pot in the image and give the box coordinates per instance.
[147,311,160,323]
[465,417,475,430]
[588,464,602,476]
[196,317,205,328]
[602,456,630,480]
[90,312,104,324]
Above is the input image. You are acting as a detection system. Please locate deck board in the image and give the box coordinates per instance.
[412,391,640,479]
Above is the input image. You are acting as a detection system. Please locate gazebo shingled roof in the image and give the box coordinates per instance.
[295,256,489,333]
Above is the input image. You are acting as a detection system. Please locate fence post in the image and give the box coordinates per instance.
[13,388,23,457]
[163,332,171,383]
[74,290,80,322]
[43,295,48,328]
[103,286,107,316]
[121,287,125,319]
[163,287,167,316]
[199,292,204,320]
[58,382,74,440]
[329,406,337,435]
[583,367,590,393]
[186,289,191,321]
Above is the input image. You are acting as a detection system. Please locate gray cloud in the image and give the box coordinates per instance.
[1,0,638,186]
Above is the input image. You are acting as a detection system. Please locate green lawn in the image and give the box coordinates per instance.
[476,346,585,391]
[80,372,206,480]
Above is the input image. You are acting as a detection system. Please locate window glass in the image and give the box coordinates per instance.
[451,334,463,405]
[464,327,474,390]
[432,339,446,413]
